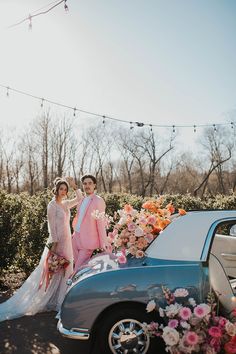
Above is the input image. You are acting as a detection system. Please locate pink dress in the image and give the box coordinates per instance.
[0,193,80,322]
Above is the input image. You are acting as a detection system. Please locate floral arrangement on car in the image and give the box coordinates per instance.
[144,286,236,354]
[92,197,186,264]
[38,243,70,291]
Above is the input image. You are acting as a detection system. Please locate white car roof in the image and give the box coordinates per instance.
[146,210,236,261]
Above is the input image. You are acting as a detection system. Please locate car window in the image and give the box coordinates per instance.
[215,223,236,236]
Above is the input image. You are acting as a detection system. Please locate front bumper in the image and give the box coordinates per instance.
[57,319,90,340]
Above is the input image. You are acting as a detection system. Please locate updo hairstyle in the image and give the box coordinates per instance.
[52,177,69,196]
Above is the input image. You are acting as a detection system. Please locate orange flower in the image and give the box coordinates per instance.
[151,225,162,235]
[142,201,157,213]
[158,219,171,230]
[166,203,175,214]
[124,204,133,214]
[178,209,187,216]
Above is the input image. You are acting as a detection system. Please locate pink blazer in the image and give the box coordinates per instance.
[72,194,107,250]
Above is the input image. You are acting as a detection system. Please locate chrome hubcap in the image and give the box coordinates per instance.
[108,318,150,353]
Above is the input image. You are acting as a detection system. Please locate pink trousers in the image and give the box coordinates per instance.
[72,232,93,273]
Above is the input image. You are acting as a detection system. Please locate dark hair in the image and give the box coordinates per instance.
[52,177,69,196]
[81,174,97,185]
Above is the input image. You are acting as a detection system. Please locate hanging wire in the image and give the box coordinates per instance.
[0,83,235,131]
[8,0,66,29]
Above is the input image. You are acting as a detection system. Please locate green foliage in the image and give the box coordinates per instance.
[1,189,236,274]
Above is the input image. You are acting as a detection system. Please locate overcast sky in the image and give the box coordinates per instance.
[0,0,235,148]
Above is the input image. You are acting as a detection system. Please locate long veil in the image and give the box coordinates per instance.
[0,245,71,322]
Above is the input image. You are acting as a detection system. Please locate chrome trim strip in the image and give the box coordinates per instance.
[57,320,90,340]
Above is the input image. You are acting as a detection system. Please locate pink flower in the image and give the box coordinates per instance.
[145,233,154,243]
[129,235,136,244]
[208,326,222,338]
[138,216,147,225]
[136,250,145,258]
[134,226,144,237]
[218,317,227,327]
[210,337,221,352]
[179,307,192,320]
[194,304,210,318]
[108,232,115,241]
[147,215,157,225]
[168,319,178,328]
[128,223,136,232]
[185,331,199,346]
[117,254,127,264]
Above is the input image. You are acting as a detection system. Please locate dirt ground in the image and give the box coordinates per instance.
[0,271,92,354]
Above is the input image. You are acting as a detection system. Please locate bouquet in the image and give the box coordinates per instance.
[106,197,186,263]
[39,244,70,291]
[144,286,236,353]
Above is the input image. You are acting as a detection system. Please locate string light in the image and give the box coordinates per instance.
[8,0,66,29]
[0,83,235,132]
[64,0,69,12]
[28,15,32,31]
[136,122,144,127]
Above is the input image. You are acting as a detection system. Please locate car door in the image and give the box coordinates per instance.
[211,221,236,278]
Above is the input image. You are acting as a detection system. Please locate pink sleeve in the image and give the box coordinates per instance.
[47,203,59,242]
[96,198,108,248]
[65,189,83,209]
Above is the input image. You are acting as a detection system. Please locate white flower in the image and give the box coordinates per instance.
[174,288,189,297]
[162,326,180,346]
[225,320,236,336]
[165,303,182,317]
[146,300,156,313]
[188,297,196,307]
[159,307,165,317]
[118,216,127,225]
[91,210,105,220]
[180,320,191,329]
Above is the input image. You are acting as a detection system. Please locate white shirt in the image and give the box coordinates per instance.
[75,196,92,232]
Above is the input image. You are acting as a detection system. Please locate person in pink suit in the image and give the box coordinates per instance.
[69,174,109,275]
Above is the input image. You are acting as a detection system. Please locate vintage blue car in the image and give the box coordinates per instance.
[58,210,236,353]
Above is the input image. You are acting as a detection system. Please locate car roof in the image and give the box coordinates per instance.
[146,210,236,262]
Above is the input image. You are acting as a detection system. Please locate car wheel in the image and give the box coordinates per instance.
[95,305,164,354]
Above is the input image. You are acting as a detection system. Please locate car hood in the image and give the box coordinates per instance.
[70,252,196,285]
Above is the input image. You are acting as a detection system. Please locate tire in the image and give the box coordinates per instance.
[93,305,165,354]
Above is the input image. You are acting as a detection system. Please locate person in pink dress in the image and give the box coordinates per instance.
[0,177,82,322]
[69,174,109,276]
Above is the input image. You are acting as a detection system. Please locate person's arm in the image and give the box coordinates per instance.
[95,198,110,250]
[66,189,83,209]
[65,176,83,208]
[47,202,59,252]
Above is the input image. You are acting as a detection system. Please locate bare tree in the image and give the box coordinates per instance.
[194,127,233,196]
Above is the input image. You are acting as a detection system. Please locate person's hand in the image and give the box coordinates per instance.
[66,176,78,190]
[77,188,83,199]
